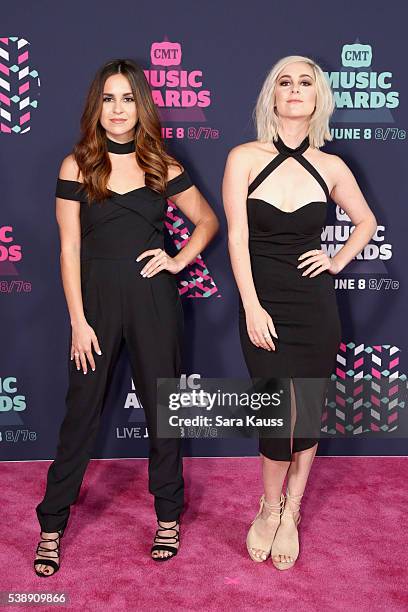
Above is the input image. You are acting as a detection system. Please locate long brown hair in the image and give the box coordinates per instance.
[73,59,181,202]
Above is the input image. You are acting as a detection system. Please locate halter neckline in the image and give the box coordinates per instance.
[106,136,136,154]
[248,133,329,200]
[275,134,310,156]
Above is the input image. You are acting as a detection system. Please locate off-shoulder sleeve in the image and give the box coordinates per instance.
[55,178,87,201]
[165,169,193,198]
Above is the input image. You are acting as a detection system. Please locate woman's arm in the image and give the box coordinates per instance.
[298,155,378,277]
[222,146,277,351]
[56,155,101,373]
[56,155,85,326]
[222,146,259,308]
[328,156,377,273]
[138,165,219,276]
[165,165,219,271]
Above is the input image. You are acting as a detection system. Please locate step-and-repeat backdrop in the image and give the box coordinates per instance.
[1,1,407,460]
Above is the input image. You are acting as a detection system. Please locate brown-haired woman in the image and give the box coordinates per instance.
[34,59,219,576]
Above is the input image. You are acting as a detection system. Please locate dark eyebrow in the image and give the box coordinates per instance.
[278,74,313,79]
[102,92,134,96]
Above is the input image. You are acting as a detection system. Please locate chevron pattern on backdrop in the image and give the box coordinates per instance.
[166,202,220,298]
[323,343,407,436]
[0,36,40,133]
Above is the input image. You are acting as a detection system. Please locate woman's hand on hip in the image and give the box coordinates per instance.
[297,249,340,277]
[136,248,183,277]
[70,320,102,374]
[245,303,278,351]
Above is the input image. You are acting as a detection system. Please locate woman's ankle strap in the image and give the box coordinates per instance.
[261,493,285,511]
[286,490,303,500]
[285,490,303,510]
[157,519,179,527]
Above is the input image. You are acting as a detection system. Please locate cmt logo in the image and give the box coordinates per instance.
[0,226,22,262]
[325,39,399,115]
[0,36,40,134]
[144,39,211,110]
[151,41,181,66]
[0,377,26,411]
[341,43,372,68]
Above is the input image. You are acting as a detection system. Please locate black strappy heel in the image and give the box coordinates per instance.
[34,529,64,577]
[151,520,180,561]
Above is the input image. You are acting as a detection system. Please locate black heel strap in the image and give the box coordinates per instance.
[151,544,179,555]
[36,531,62,558]
[154,522,180,545]
[151,521,180,559]
[34,531,63,576]
[34,558,59,572]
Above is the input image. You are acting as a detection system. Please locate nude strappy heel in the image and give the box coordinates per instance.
[271,491,303,570]
[246,494,284,562]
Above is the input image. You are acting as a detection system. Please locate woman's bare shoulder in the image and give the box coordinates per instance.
[226,141,274,167]
[166,162,185,182]
[59,154,81,181]
[312,149,357,190]
[229,140,273,155]
[315,149,350,173]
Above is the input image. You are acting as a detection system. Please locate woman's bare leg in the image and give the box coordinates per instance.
[265,380,318,564]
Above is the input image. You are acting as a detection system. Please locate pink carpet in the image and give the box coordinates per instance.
[1,457,407,611]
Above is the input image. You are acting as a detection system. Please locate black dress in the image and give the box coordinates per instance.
[36,137,193,531]
[239,135,341,461]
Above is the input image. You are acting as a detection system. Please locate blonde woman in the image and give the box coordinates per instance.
[222,56,376,570]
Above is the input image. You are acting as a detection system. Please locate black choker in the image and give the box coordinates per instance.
[275,134,309,156]
[106,136,136,154]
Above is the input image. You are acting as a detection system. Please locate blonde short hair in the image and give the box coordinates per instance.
[253,55,334,148]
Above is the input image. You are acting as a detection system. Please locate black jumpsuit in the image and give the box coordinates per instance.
[239,135,342,461]
[36,138,193,532]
